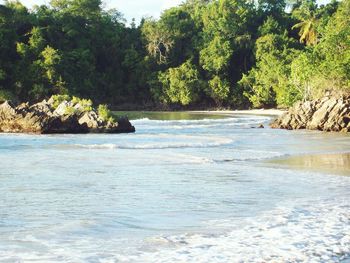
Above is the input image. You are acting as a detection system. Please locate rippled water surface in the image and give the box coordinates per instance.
[0,113,349,262]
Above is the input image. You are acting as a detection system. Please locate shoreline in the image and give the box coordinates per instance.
[112,109,286,121]
[191,109,286,117]
[115,109,286,116]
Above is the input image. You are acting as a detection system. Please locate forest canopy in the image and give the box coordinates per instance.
[0,0,349,109]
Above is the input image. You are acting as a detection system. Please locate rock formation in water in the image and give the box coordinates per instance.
[0,97,135,134]
[270,95,350,132]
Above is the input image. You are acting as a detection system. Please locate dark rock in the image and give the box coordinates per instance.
[271,95,350,132]
[43,114,89,134]
[0,97,135,134]
[251,124,265,129]
[114,116,136,133]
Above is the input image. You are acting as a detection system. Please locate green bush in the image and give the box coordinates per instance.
[51,94,71,109]
[158,60,201,106]
[98,104,114,122]
[64,106,77,115]
[71,96,93,112]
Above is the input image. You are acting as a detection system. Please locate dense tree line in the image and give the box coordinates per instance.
[0,0,349,109]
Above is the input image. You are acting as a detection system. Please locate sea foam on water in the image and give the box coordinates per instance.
[0,114,349,262]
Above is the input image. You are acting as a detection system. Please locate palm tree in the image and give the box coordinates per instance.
[292,17,318,46]
[292,1,318,46]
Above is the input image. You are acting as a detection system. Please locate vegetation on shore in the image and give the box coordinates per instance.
[0,0,349,109]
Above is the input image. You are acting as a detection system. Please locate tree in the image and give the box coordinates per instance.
[258,0,286,14]
[200,36,232,73]
[50,0,102,19]
[142,18,174,64]
[199,0,255,106]
[290,51,315,100]
[292,0,318,46]
[0,0,348,109]
[314,0,350,92]
[240,31,302,108]
[208,76,230,105]
[158,60,202,106]
[40,46,66,94]
[0,1,33,100]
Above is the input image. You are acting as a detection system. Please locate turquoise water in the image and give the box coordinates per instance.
[0,114,349,262]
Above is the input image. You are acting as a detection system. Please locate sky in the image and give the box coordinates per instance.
[0,0,331,24]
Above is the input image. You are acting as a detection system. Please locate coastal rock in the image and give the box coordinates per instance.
[0,101,16,118]
[53,101,71,116]
[271,95,350,132]
[113,116,136,133]
[78,111,102,130]
[0,97,135,134]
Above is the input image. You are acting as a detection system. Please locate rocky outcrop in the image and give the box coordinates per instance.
[0,98,135,134]
[270,95,350,132]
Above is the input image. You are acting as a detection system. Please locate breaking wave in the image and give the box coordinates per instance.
[72,138,234,150]
[117,199,350,263]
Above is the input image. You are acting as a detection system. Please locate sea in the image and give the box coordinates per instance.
[0,112,349,262]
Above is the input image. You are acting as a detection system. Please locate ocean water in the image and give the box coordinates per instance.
[0,113,349,262]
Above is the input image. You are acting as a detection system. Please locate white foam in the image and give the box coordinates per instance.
[117,200,350,263]
[2,200,349,263]
[70,135,234,150]
[72,140,233,150]
[73,143,118,149]
[215,150,288,162]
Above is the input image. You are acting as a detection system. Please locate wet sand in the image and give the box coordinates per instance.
[268,153,350,176]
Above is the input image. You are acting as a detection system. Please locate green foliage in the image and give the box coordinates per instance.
[315,0,350,92]
[258,16,283,36]
[241,31,302,108]
[240,71,276,108]
[208,76,230,104]
[51,94,99,117]
[51,94,71,109]
[41,46,60,81]
[292,1,319,46]
[98,104,114,122]
[240,0,349,108]
[200,36,232,73]
[0,0,348,110]
[71,96,93,112]
[290,51,315,100]
[141,19,174,64]
[64,105,76,115]
[158,60,202,106]
[258,0,286,14]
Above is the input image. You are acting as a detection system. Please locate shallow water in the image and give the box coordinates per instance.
[0,113,349,262]
[269,152,350,176]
